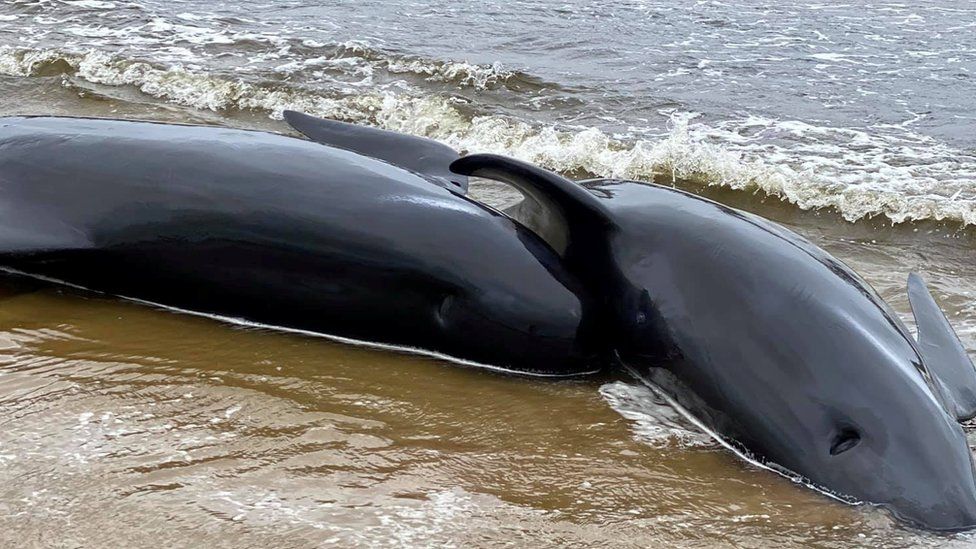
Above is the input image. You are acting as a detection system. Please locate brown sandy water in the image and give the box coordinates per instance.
[0,277,963,549]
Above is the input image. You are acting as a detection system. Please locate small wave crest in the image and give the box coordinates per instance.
[325,41,526,91]
[2,45,975,226]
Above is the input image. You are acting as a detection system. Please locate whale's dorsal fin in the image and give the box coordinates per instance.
[449,154,614,258]
[908,272,976,421]
[282,111,467,192]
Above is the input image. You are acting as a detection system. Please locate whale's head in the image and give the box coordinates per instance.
[594,180,976,531]
[585,178,976,530]
[451,154,976,531]
[625,304,976,531]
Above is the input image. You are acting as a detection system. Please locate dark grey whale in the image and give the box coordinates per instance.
[0,115,600,376]
[452,154,976,531]
[4,113,976,530]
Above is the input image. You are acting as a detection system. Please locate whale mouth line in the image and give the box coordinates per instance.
[618,361,976,532]
[0,265,601,380]
[615,357,865,509]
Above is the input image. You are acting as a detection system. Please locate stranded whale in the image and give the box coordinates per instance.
[452,154,976,531]
[0,115,600,376]
[3,113,976,530]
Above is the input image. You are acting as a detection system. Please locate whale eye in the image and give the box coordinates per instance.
[830,428,861,456]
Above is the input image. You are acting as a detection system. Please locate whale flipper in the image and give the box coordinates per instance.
[908,272,976,421]
[283,110,467,192]
[450,154,613,258]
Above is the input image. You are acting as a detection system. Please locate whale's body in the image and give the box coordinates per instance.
[0,116,597,375]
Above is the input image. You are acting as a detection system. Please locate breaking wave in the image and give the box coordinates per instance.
[3,45,976,226]
[324,41,527,91]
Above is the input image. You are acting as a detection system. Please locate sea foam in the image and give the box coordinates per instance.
[2,45,975,226]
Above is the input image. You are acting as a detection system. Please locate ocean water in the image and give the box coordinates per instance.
[1,1,976,547]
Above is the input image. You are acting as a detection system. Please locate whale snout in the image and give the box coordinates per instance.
[884,443,976,532]
[911,491,976,532]
[888,484,976,532]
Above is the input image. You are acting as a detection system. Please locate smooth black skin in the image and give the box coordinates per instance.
[0,116,599,375]
[452,153,976,531]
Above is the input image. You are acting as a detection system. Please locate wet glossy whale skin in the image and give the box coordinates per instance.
[0,116,597,375]
[583,178,976,531]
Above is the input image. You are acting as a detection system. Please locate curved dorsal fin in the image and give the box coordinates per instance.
[283,111,467,192]
[907,273,976,421]
[449,154,614,257]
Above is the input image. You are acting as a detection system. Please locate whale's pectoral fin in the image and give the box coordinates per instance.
[449,154,614,259]
[282,110,468,192]
[908,272,976,421]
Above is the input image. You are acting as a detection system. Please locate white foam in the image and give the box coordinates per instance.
[283,41,519,90]
[385,57,514,89]
[598,381,712,448]
[2,45,975,226]
[60,0,116,8]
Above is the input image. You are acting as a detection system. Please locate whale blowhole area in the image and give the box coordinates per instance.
[830,428,862,456]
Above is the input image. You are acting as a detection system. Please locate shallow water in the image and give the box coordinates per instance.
[1,281,971,549]
[1,1,976,547]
